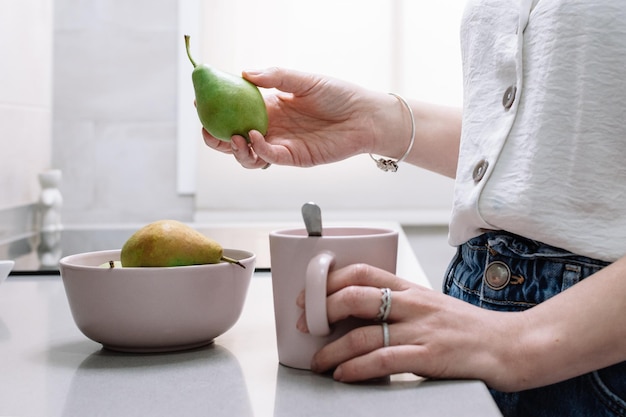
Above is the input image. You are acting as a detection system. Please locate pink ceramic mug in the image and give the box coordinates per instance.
[269,227,398,369]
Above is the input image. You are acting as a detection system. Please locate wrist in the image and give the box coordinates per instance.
[369,93,416,172]
[481,310,567,392]
[467,311,534,392]
[369,93,415,167]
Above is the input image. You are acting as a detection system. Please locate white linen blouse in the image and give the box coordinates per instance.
[448,0,626,262]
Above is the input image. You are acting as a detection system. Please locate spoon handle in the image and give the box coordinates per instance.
[301,202,323,237]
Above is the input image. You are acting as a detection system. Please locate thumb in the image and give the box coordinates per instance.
[242,67,322,96]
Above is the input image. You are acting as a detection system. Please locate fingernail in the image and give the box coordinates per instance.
[243,69,262,76]
[333,366,343,381]
[296,315,308,333]
[296,291,305,307]
[231,141,238,152]
[310,358,319,372]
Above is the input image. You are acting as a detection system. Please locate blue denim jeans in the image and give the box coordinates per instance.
[443,231,626,417]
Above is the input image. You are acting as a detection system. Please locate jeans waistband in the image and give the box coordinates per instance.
[444,230,611,311]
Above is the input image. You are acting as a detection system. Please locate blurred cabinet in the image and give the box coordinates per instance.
[179,0,465,224]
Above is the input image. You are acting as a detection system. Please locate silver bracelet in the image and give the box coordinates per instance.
[370,92,416,172]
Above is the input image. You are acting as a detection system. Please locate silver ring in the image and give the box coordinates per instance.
[381,322,390,347]
[376,287,392,321]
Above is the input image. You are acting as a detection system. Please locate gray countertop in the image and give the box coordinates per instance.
[0,223,502,417]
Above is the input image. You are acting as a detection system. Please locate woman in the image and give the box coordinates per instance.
[201,1,626,415]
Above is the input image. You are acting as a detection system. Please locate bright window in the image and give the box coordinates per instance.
[178,0,465,224]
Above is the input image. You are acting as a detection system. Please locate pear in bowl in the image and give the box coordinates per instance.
[59,248,255,353]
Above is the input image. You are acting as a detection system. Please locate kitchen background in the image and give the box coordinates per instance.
[2,0,462,289]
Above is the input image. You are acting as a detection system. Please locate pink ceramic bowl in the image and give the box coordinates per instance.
[59,249,255,352]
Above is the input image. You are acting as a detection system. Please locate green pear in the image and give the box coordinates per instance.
[120,220,244,268]
[184,35,268,142]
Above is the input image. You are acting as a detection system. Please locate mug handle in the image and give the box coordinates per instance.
[305,251,335,336]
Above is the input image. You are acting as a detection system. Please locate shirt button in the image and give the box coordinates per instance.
[484,261,511,290]
[472,159,489,182]
[502,85,517,109]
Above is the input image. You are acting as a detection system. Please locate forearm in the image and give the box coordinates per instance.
[487,255,626,391]
[370,93,462,178]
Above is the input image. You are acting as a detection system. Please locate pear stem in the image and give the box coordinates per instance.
[221,255,246,269]
[184,34,197,68]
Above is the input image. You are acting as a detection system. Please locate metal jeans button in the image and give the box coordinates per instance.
[484,261,511,290]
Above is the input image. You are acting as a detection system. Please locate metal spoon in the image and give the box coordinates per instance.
[301,202,322,237]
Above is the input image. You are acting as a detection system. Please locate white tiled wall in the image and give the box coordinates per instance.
[0,0,53,212]
[52,0,193,225]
